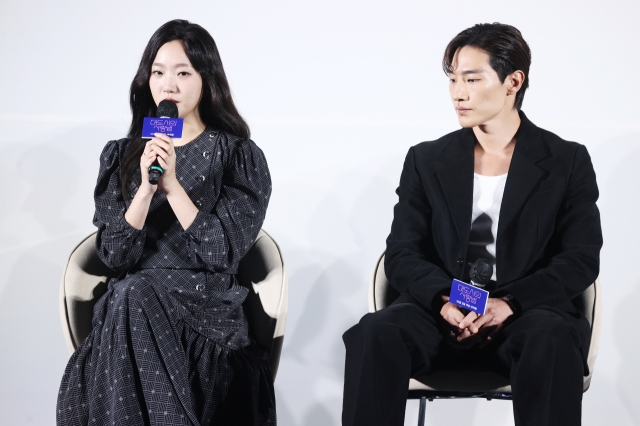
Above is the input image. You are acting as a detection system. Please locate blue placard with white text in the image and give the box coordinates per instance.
[448,279,489,315]
[142,117,184,138]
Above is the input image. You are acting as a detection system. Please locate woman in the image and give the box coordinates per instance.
[57,20,275,425]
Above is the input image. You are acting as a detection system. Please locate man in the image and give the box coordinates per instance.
[342,23,602,426]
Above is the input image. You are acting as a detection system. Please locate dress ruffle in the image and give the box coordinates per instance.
[57,269,276,425]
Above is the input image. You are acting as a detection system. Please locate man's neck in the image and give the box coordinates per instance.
[472,108,521,154]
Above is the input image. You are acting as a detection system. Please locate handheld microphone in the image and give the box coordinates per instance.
[148,100,179,185]
[469,258,493,289]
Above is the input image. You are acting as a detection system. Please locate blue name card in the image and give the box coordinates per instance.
[142,117,184,138]
[449,279,489,315]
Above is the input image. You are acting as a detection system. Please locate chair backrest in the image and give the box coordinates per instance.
[369,252,603,388]
[237,230,288,377]
[59,229,288,378]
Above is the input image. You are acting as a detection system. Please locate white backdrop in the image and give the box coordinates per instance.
[1,1,639,425]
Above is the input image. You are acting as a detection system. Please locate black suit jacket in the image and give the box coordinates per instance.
[385,111,602,364]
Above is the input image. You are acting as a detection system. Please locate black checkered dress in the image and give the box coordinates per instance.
[57,129,276,425]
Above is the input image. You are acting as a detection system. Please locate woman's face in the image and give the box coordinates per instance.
[149,40,203,122]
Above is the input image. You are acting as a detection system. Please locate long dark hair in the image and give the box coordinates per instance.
[121,19,250,196]
[442,23,531,110]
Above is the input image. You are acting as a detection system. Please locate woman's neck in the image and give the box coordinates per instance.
[174,112,206,146]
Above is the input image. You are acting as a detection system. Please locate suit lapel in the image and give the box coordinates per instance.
[498,112,547,237]
[435,128,475,248]
[433,112,547,260]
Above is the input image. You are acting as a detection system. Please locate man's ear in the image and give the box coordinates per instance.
[507,70,525,96]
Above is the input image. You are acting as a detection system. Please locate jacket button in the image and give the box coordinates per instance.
[457,257,464,267]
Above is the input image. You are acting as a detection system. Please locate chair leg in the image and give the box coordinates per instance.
[417,396,427,426]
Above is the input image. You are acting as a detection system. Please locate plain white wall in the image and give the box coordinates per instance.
[1,1,639,425]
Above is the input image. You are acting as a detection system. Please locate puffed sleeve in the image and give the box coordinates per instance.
[182,138,271,273]
[93,140,146,272]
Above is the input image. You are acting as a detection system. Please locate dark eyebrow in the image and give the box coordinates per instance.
[461,69,485,75]
[151,62,193,68]
[447,69,486,77]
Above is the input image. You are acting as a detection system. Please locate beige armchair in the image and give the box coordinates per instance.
[59,229,288,378]
[369,252,602,425]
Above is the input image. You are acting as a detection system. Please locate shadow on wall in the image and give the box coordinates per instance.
[0,233,84,425]
[275,388,296,426]
[591,134,640,425]
[608,136,640,423]
[0,143,79,249]
[614,280,640,424]
[19,144,79,233]
[284,261,335,362]
[286,168,399,367]
[0,123,124,250]
[302,402,336,426]
[274,164,400,425]
[0,122,125,423]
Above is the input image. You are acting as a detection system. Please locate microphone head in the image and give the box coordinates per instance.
[156,100,179,118]
[469,258,493,288]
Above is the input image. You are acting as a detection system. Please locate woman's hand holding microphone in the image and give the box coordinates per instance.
[127,133,180,230]
[141,132,198,229]
[140,132,178,194]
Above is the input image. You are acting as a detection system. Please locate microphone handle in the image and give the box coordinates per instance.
[147,113,172,185]
[148,160,163,185]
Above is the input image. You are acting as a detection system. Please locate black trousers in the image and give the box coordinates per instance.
[342,299,586,426]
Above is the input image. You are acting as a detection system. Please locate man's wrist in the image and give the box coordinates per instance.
[500,294,521,315]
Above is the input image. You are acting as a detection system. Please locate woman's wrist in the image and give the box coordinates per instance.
[162,180,199,230]
[125,188,154,230]
[160,175,181,195]
[137,183,157,198]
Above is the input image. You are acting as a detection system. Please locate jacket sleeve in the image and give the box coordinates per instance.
[181,138,271,273]
[499,145,602,311]
[385,146,454,310]
[93,140,146,272]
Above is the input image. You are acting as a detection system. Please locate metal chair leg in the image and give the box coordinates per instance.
[417,396,427,426]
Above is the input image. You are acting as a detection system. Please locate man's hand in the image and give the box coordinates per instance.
[440,296,485,346]
[440,295,466,328]
[458,298,514,344]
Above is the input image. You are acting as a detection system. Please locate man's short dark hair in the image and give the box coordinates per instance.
[443,23,532,110]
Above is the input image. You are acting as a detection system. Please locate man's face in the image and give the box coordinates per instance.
[448,46,514,128]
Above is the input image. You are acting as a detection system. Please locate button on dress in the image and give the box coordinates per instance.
[57,129,276,425]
